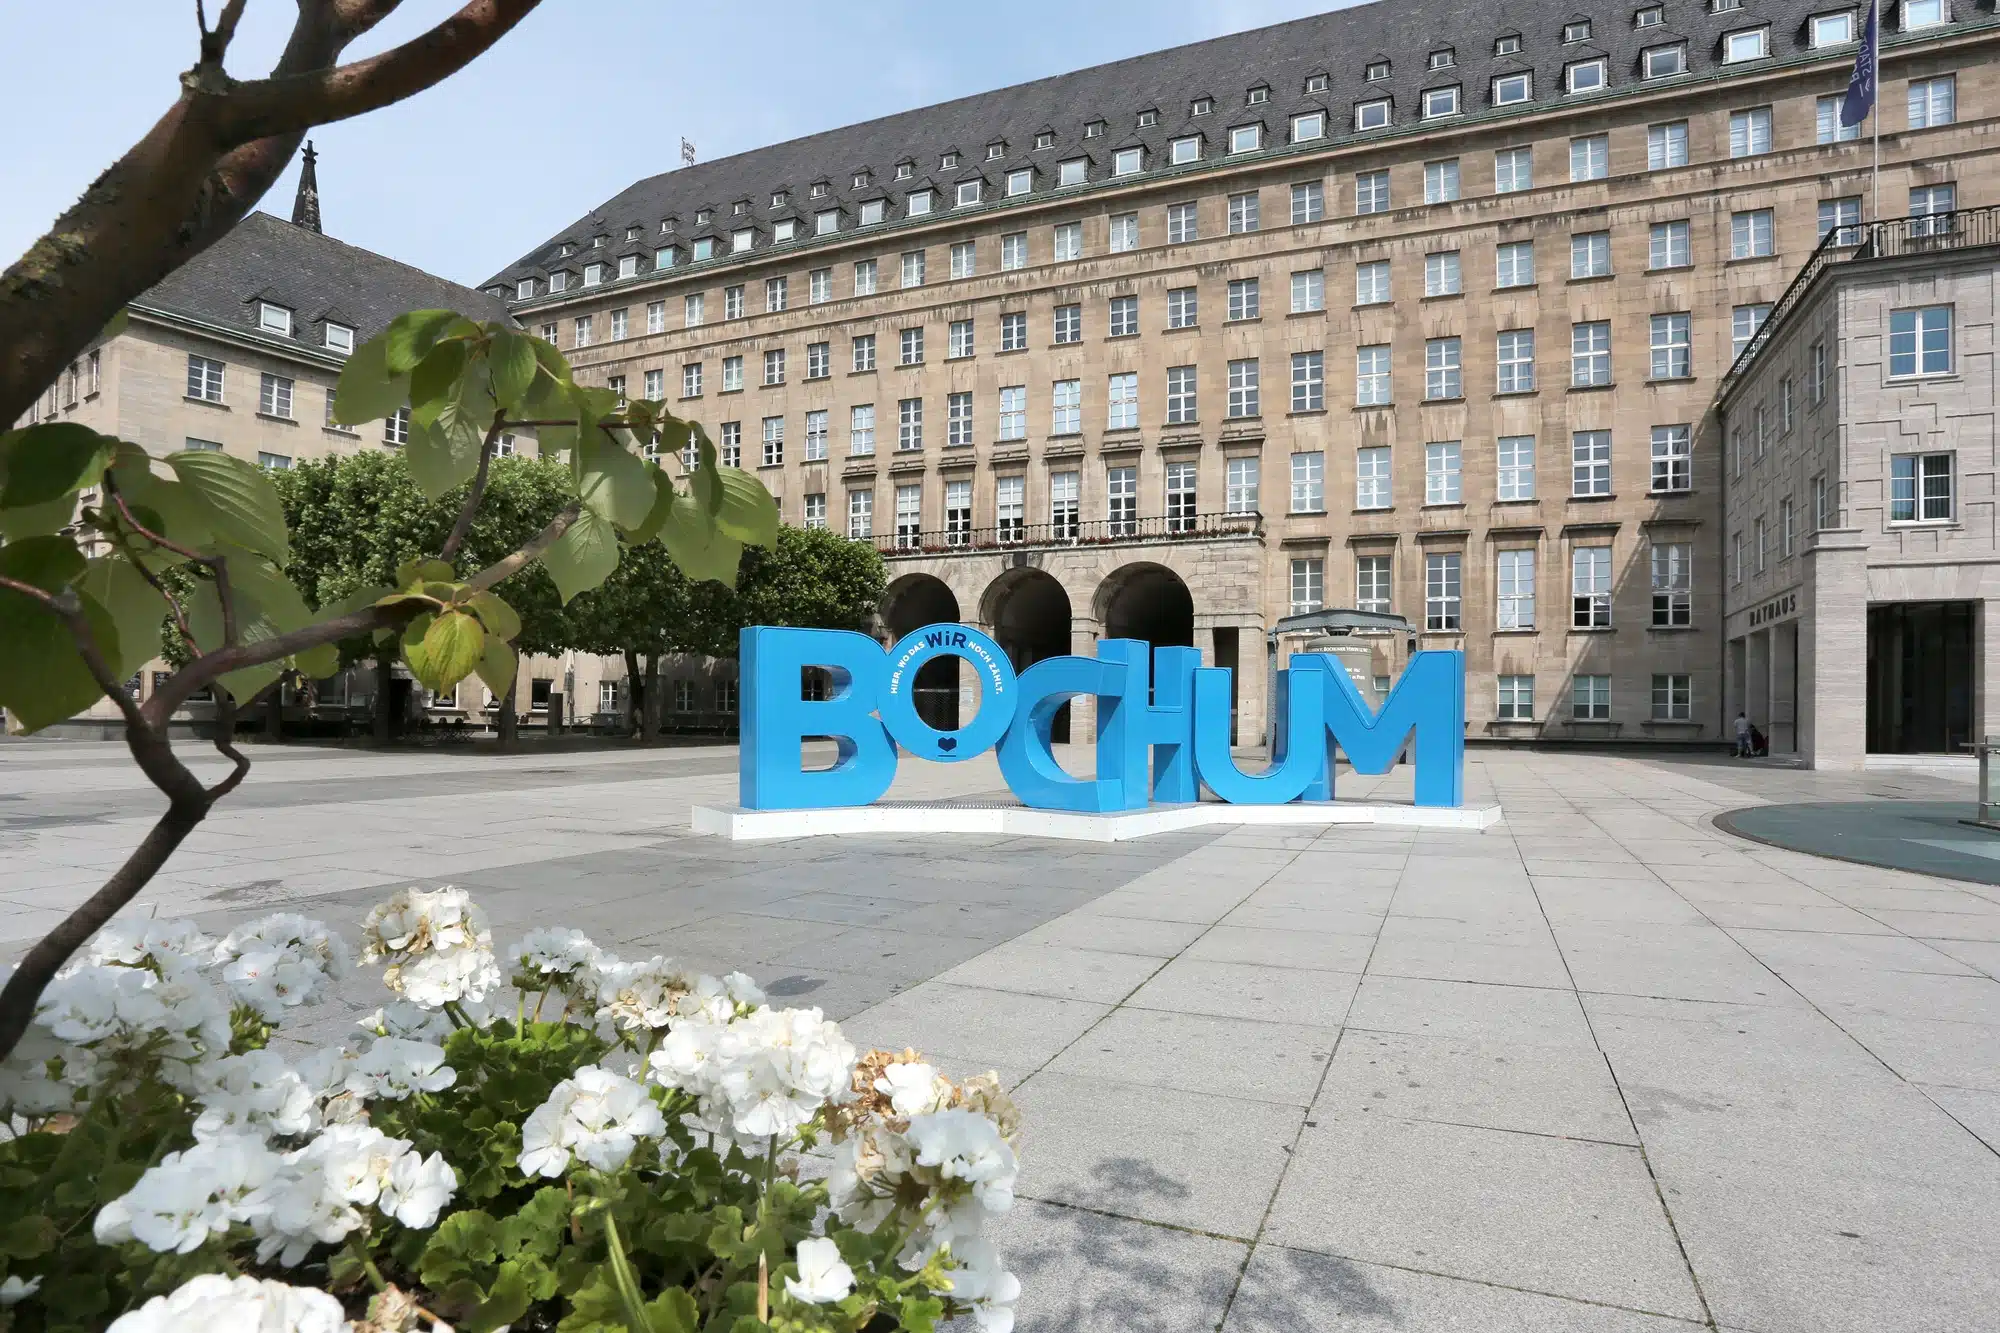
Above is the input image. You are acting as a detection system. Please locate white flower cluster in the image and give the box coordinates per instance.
[95,1125,455,1266]
[107,1274,346,1333]
[828,1055,1023,1332]
[213,913,353,1021]
[519,1065,667,1177]
[360,886,501,1008]
[646,1003,854,1143]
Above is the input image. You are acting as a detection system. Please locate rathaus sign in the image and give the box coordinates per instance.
[738,624,1467,812]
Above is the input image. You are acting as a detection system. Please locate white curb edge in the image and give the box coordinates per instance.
[690,801,1504,843]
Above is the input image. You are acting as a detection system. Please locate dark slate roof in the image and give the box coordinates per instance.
[486,0,1957,297]
[140,211,515,349]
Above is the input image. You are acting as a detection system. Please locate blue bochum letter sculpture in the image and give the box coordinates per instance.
[739,624,1466,813]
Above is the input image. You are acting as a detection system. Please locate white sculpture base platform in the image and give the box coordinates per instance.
[690,800,1503,843]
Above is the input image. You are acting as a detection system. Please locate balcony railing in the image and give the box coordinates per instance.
[873,509,1263,557]
[1722,205,2000,391]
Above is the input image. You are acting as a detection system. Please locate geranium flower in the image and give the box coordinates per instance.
[785,1236,856,1304]
[344,1038,456,1101]
[519,1066,666,1177]
[106,1275,345,1333]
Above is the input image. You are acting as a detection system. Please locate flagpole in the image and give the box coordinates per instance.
[1870,0,1880,228]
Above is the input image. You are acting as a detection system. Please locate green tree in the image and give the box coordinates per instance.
[732,526,886,636]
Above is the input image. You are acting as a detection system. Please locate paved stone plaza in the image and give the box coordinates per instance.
[4,740,1999,1331]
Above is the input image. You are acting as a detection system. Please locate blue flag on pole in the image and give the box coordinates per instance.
[1842,0,1878,126]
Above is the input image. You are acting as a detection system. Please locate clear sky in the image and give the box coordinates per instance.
[0,0,1361,291]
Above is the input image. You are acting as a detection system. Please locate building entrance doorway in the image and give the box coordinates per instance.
[985,567,1073,743]
[1867,601,1976,754]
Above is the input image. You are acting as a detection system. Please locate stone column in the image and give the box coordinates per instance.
[1770,621,1799,753]
[1979,599,2000,746]
[1065,615,1102,742]
[1800,529,1869,770]
[1746,629,1771,747]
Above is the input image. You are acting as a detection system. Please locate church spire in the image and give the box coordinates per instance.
[292,140,322,234]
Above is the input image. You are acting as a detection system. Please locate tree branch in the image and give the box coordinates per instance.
[465,502,580,593]
[206,687,254,801]
[197,0,250,71]
[438,411,506,563]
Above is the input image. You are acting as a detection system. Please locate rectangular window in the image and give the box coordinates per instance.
[944,479,972,545]
[944,319,974,361]
[1809,340,1829,403]
[1497,548,1536,629]
[1731,209,1775,259]
[1108,465,1137,534]
[1426,440,1463,504]
[1356,170,1390,214]
[574,316,592,348]
[718,421,743,469]
[1060,158,1088,186]
[1819,196,1864,245]
[998,232,1028,272]
[801,494,827,531]
[765,276,788,313]
[1650,314,1692,379]
[1053,222,1083,261]
[1228,192,1261,234]
[1357,555,1392,614]
[892,484,922,550]
[1650,425,1692,492]
[1498,675,1537,721]
[1291,270,1325,313]
[724,286,744,319]
[895,398,923,452]
[1423,86,1462,119]
[1355,99,1392,131]
[1227,457,1260,513]
[642,368,663,402]
[1051,379,1082,434]
[1911,183,1958,237]
[1497,330,1536,393]
[847,489,874,539]
[949,241,977,280]
[1571,321,1612,386]
[1166,461,1198,532]
[808,268,833,305]
[1572,231,1612,279]
[1051,470,1080,537]
[1724,26,1769,61]
[1291,181,1325,224]
[1053,303,1083,344]
[761,416,785,466]
[804,409,828,461]
[1817,95,1863,143]
[1109,213,1139,252]
[948,391,974,447]
[684,293,705,328]
[1168,201,1199,243]
[1291,558,1326,615]
[257,451,291,471]
[1572,675,1611,721]
[849,404,875,455]
[1650,542,1692,626]
[1651,674,1692,721]
[1905,0,1946,28]
[1493,72,1533,105]
[1570,135,1610,181]
[850,259,877,296]
[713,356,740,394]
[1815,474,1833,529]
[1781,496,1796,556]
[1425,337,1462,399]
[1572,546,1612,626]
[899,251,926,289]
[1290,351,1326,412]
[763,348,786,385]
[1890,453,1954,522]
[1425,158,1461,204]
[1812,11,1856,45]
[1007,168,1033,197]
[1355,260,1390,305]
[1357,446,1392,508]
[1732,304,1771,361]
[1168,287,1198,329]
[1227,278,1261,321]
[186,354,224,402]
[1290,451,1326,512]
[1226,359,1260,418]
[1110,294,1139,337]
[1571,430,1612,496]
[1498,435,1536,500]
[844,335,872,374]
[1729,106,1773,157]
[608,374,627,407]
[681,362,704,398]
[258,371,293,418]
[1649,220,1690,269]
[1107,372,1140,429]
[1910,76,1956,128]
[999,311,1028,352]
[1889,306,1953,377]
[1755,515,1768,572]
[1494,146,1532,193]
[1357,345,1392,405]
[898,327,924,367]
[646,301,665,334]
[998,385,1027,440]
[1648,120,1689,169]
[1425,251,1462,297]
[1426,553,1463,630]
[1496,240,1534,288]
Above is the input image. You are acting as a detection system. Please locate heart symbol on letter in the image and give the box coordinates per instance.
[938,736,958,753]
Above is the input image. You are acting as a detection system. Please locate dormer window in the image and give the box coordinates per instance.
[695,209,712,225]
[258,302,292,336]
[1291,111,1326,142]
[1711,0,1743,11]
[583,262,605,286]
[1811,11,1857,44]
[1902,0,1946,29]
[1635,4,1664,24]
[1365,60,1391,80]
[987,142,1006,159]
[773,219,798,242]
[1643,41,1688,76]
[516,278,535,300]
[1035,131,1056,149]
[1084,120,1106,138]
[941,151,959,169]
[906,189,934,215]
[1247,86,1270,104]
[811,181,830,198]
[730,229,753,253]
[1007,167,1033,194]
[770,191,787,208]
[1429,47,1456,68]
[592,235,605,248]
[1113,146,1144,174]
[1229,124,1263,153]
[1495,33,1523,54]
[624,226,641,241]
[618,254,640,279]
[731,201,747,216]
[1192,97,1213,115]
[1354,99,1391,131]
[1567,57,1608,91]
[691,238,715,261]
[1423,86,1461,118]
[655,246,677,268]
[1303,74,1328,94]
[1564,19,1592,40]
[1493,71,1533,103]
[815,210,839,235]
[895,162,914,180]
[1723,26,1770,60]
[559,243,574,257]
[1171,135,1202,164]
[852,171,869,188]
[549,270,569,293]
[956,180,982,206]
[1058,158,1088,185]
[323,322,353,354]
[860,200,886,225]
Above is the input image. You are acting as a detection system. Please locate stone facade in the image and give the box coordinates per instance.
[500,20,1999,745]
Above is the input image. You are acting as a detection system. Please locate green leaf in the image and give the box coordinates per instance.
[0,1211,57,1258]
[0,422,115,508]
[185,552,315,703]
[398,557,457,587]
[0,534,86,592]
[637,1288,698,1333]
[660,494,745,587]
[489,329,538,408]
[540,507,620,604]
[107,450,213,565]
[0,541,115,733]
[166,449,289,563]
[400,611,438,686]
[578,431,656,531]
[626,466,677,545]
[466,590,521,641]
[383,309,464,375]
[711,467,780,548]
[475,637,516,697]
[405,411,485,499]
[411,339,471,410]
[0,491,83,539]
[416,609,485,692]
[77,556,164,680]
[331,333,410,425]
[295,641,340,680]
